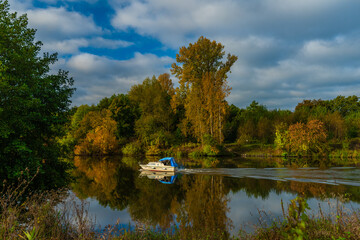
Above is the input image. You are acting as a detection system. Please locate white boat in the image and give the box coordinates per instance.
[139,157,178,172]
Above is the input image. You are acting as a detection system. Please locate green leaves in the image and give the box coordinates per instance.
[0,0,74,188]
[282,197,310,240]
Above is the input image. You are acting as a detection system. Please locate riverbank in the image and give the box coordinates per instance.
[156,142,360,164]
[74,142,360,168]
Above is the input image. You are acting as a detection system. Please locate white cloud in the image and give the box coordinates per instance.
[25,7,101,41]
[89,37,133,49]
[7,0,33,11]
[42,39,89,54]
[111,0,238,47]
[63,53,174,106]
[110,0,360,47]
[42,37,133,54]
[37,0,99,4]
[8,0,360,109]
[8,2,133,55]
[227,42,360,109]
[298,36,360,66]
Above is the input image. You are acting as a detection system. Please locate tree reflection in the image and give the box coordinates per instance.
[70,156,360,236]
[223,177,359,202]
[128,175,181,229]
[177,175,232,239]
[71,156,138,210]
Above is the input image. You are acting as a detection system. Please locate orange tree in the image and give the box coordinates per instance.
[74,110,119,155]
[286,120,328,155]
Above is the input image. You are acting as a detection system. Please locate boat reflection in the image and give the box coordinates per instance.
[139,170,178,184]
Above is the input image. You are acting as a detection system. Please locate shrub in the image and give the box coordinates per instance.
[146,145,162,156]
[236,134,252,145]
[189,150,206,159]
[122,142,143,156]
[203,144,219,156]
[245,196,360,240]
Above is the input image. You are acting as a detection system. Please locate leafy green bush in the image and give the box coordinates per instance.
[202,134,217,146]
[236,134,252,145]
[203,144,219,156]
[189,150,206,159]
[146,145,162,156]
[122,142,143,155]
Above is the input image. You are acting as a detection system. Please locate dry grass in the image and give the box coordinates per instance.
[242,195,360,240]
[0,169,97,240]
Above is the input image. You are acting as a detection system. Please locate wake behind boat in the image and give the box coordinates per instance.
[139,157,179,172]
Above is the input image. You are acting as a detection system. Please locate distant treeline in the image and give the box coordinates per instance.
[62,80,360,157]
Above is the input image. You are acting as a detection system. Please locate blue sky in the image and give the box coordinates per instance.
[8,0,360,109]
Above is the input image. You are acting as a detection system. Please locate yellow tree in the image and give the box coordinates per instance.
[74,109,119,155]
[157,73,175,97]
[171,36,237,144]
[203,72,231,143]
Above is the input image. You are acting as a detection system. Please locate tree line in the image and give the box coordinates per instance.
[64,80,360,157]
[62,36,360,157]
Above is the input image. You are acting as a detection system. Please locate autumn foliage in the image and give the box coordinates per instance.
[74,110,119,155]
[282,120,328,155]
[171,36,237,144]
[62,36,360,157]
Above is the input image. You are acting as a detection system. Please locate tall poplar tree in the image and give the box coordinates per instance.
[171,36,237,144]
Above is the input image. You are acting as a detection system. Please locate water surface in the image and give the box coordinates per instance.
[70,156,360,236]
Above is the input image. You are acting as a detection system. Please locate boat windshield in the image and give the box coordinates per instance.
[159,157,178,167]
[162,160,171,166]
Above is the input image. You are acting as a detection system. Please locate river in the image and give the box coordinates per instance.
[69,156,360,236]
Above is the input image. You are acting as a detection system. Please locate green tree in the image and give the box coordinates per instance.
[0,1,75,187]
[171,36,237,144]
[108,94,139,140]
[236,101,270,143]
[129,76,175,146]
[59,105,95,154]
[223,104,241,142]
[328,95,360,116]
[274,122,289,152]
